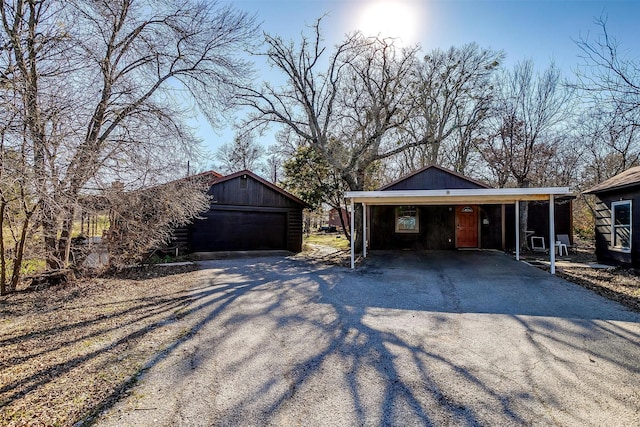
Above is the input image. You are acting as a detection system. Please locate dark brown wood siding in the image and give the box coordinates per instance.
[370,206,456,250]
[504,204,516,251]
[208,174,302,208]
[523,200,573,249]
[370,202,569,251]
[369,166,572,252]
[480,205,503,250]
[190,208,286,251]
[502,201,572,251]
[384,168,486,191]
[287,208,304,252]
[591,188,640,267]
[168,225,189,254]
[370,205,505,250]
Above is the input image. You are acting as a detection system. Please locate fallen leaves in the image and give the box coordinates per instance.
[558,267,640,312]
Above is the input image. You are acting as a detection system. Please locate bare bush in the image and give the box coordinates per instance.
[100,178,210,270]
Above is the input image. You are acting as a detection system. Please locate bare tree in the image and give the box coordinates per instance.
[397,44,503,174]
[214,131,265,174]
[575,17,640,127]
[479,60,574,249]
[547,135,583,187]
[235,20,419,249]
[0,108,40,294]
[574,18,640,186]
[577,109,640,188]
[0,0,68,274]
[0,0,257,285]
[261,143,286,183]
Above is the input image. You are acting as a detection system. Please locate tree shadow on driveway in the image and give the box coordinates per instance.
[95,252,640,426]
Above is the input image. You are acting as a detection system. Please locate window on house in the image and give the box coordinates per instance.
[395,206,419,233]
[611,200,632,252]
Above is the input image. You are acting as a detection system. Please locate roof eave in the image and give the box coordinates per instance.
[345,187,573,205]
[583,182,640,195]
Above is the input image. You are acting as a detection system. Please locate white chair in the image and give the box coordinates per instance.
[530,236,547,253]
[556,234,576,254]
[554,241,568,256]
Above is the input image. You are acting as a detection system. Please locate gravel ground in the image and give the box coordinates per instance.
[95,253,640,426]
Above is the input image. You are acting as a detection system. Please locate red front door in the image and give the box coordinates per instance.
[456,206,478,248]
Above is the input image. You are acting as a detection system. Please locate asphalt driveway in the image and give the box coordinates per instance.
[96,251,640,426]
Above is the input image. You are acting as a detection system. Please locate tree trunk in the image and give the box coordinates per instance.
[353,172,367,253]
[0,202,6,295]
[10,211,34,292]
[343,169,365,253]
[337,204,351,242]
[42,205,61,270]
[57,204,76,268]
[517,180,530,251]
[304,214,311,236]
[519,201,529,251]
[353,203,363,253]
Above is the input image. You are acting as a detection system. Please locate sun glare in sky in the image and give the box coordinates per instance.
[356,1,420,44]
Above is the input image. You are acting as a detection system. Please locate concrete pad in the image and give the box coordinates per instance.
[190,250,293,261]
[533,259,614,269]
[154,261,195,267]
[96,251,640,426]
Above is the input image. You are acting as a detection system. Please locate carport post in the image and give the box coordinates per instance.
[363,203,367,258]
[350,198,355,269]
[549,195,556,274]
[515,201,520,261]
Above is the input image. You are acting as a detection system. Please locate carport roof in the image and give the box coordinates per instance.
[345,187,573,205]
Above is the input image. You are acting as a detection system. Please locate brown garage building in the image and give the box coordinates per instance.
[187,170,307,253]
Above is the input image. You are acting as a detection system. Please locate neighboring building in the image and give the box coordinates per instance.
[584,166,640,267]
[349,164,573,253]
[177,170,307,253]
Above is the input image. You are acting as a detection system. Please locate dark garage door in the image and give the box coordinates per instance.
[190,210,287,252]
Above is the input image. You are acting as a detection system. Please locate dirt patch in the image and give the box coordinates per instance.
[0,264,203,426]
[296,243,353,267]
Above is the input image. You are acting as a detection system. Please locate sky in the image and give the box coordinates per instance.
[194,0,640,164]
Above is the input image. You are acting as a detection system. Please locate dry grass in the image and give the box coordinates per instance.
[557,265,640,312]
[303,232,351,251]
[0,265,204,426]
